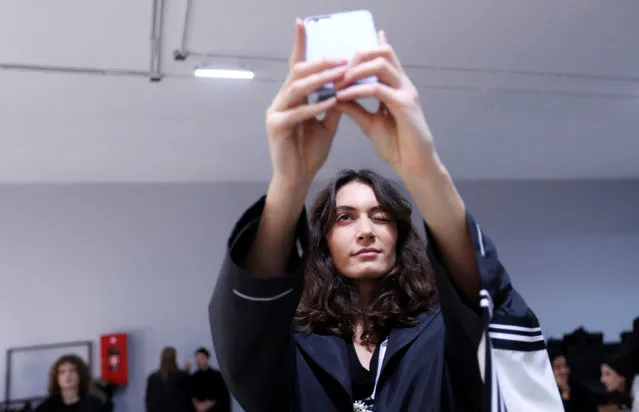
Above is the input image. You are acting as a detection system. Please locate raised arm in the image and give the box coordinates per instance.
[209,19,348,411]
[401,156,479,303]
[334,29,479,303]
[209,183,309,412]
[245,180,308,277]
[335,31,563,410]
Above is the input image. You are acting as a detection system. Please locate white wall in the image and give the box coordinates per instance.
[0,180,637,411]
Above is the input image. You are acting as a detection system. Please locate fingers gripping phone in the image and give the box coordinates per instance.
[304,10,379,104]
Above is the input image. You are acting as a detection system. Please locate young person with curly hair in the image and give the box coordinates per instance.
[209,19,562,412]
[36,354,105,412]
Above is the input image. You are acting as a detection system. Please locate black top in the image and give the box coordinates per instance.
[189,368,231,412]
[35,394,105,412]
[145,370,191,412]
[560,383,598,412]
[346,342,380,402]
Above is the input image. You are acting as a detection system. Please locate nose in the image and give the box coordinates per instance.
[356,217,375,242]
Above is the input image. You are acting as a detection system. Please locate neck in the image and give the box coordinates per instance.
[353,280,378,345]
[60,389,79,404]
[356,279,378,310]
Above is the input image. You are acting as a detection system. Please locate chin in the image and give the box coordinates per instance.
[344,264,391,280]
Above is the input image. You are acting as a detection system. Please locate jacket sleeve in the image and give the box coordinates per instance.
[425,212,564,412]
[214,372,232,412]
[209,196,309,412]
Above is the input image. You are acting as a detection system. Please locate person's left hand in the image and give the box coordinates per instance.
[334,31,437,178]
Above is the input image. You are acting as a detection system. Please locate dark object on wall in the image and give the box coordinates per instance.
[562,327,609,402]
[3,341,92,409]
[0,399,36,411]
[0,400,33,411]
[627,316,639,375]
[91,380,117,412]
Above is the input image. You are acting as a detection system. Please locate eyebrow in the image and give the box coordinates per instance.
[335,205,385,213]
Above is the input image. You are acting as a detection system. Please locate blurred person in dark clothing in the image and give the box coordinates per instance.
[549,350,597,412]
[189,348,230,412]
[601,353,635,412]
[145,347,191,412]
[36,354,106,412]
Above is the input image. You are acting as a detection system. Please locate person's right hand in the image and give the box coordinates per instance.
[266,19,348,189]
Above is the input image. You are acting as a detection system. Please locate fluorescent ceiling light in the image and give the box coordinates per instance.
[194,68,254,80]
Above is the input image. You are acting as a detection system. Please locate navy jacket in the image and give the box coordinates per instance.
[209,196,563,412]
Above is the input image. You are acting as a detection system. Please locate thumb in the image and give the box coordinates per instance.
[289,19,306,67]
[337,102,373,134]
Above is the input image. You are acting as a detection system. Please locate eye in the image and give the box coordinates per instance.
[336,214,352,223]
[372,213,392,222]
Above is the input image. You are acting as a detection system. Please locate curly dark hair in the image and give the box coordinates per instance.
[295,169,438,345]
[47,354,91,396]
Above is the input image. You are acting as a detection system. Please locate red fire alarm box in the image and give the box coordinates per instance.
[100,333,128,385]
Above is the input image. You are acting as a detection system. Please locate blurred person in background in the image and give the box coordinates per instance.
[601,354,636,412]
[549,350,597,411]
[35,354,106,412]
[145,347,191,412]
[189,347,230,412]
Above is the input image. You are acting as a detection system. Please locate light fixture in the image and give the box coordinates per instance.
[193,68,255,80]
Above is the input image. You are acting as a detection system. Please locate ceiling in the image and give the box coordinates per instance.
[0,0,637,183]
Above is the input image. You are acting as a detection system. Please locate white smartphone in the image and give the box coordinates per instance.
[304,10,380,104]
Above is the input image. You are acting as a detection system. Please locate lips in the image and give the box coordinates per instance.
[354,248,381,256]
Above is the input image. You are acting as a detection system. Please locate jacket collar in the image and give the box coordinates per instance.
[294,332,351,398]
[380,310,440,372]
[293,309,440,400]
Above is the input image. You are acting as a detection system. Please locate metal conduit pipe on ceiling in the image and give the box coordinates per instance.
[0,63,147,77]
[149,0,166,81]
[0,0,167,80]
[173,0,193,61]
